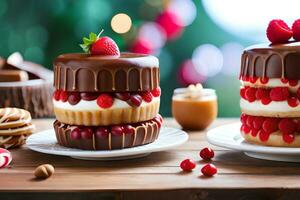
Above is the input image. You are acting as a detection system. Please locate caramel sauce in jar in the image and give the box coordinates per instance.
[172,87,217,130]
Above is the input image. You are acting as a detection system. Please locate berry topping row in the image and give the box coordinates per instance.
[69,115,163,141]
[240,113,299,143]
[53,87,161,108]
[240,86,300,107]
[240,76,299,86]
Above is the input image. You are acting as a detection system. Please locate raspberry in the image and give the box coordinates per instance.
[141,91,153,103]
[245,87,256,102]
[68,92,81,105]
[241,125,251,134]
[288,96,299,107]
[266,19,293,43]
[262,118,278,133]
[53,90,61,101]
[253,117,264,129]
[278,119,296,135]
[199,147,214,160]
[281,78,289,84]
[97,94,114,108]
[292,19,300,41]
[260,77,269,84]
[283,133,295,144]
[255,88,269,100]
[261,97,272,105]
[289,80,298,87]
[151,87,161,97]
[201,164,217,176]
[240,113,248,124]
[269,87,289,101]
[246,115,255,128]
[251,128,259,137]
[240,87,246,99]
[59,90,68,102]
[259,130,270,142]
[180,159,196,172]
[249,77,257,84]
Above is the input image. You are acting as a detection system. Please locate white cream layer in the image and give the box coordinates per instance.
[240,98,300,112]
[241,78,299,92]
[53,97,160,111]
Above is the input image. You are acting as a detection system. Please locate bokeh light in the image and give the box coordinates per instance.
[192,44,223,77]
[168,0,197,26]
[138,22,166,49]
[156,10,183,40]
[178,60,207,86]
[111,13,132,34]
[221,42,244,76]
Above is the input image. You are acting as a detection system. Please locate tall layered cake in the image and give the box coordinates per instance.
[240,42,300,147]
[53,52,162,150]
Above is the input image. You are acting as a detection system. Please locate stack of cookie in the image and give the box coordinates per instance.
[52,53,162,150]
[0,107,35,149]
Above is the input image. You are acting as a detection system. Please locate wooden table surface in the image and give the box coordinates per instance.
[2,118,300,200]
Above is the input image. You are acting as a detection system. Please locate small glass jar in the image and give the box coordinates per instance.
[172,87,218,130]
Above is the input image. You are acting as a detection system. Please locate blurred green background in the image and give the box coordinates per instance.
[0,0,282,117]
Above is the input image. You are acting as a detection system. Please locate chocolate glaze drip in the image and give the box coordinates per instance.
[53,119,160,150]
[240,42,300,79]
[53,53,160,92]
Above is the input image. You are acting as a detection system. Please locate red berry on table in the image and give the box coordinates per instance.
[201,164,217,176]
[292,19,300,41]
[127,94,142,107]
[53,90,61,101]
[115,92,131,101]
[95,127,109,138]
[81,128,93,139]
[288,96,299,107]
[262,118,278,133]
[245,87,256,102]
[60,90,68,102]
[141,91,153,103]
[111,126,124,136]
[151,87,161,97]
[131,39,153,54]
[123,125,134,135]
[253,117,265,129]
[199,147,214,160]
[68,92,81,105]
[278,119,296,135]
[269,87,289,101]
[80,30,120,56]
[97,94,114,108]
[80,92,99,101]
[71,128,81,140]
[180,159,196,171]
[266,19,293,43]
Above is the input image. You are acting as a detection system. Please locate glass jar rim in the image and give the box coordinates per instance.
[173,88,216,96]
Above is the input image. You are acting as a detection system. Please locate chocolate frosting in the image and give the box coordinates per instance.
[53,53,160,92]
[240,42,300,79]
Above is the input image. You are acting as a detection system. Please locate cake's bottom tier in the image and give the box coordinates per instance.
[54,115,163,150]
[240,113,300,147]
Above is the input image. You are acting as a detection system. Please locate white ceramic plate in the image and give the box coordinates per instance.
[26,127,188,160]
[207,123,300,162]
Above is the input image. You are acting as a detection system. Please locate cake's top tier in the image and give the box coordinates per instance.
[240,42,300,80]
[53,53,160,92]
